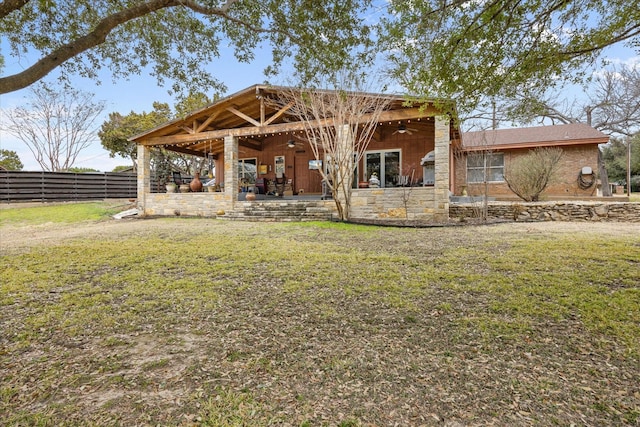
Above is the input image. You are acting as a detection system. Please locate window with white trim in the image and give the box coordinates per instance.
[466,152,504,183]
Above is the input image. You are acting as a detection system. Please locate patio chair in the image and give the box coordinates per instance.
[172,171,183,185]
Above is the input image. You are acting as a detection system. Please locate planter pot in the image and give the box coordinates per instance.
[207,186,216,193]
[245,191,256,202]
[190,172,203,192]
[179,184,190,193]
[166,183,176,193]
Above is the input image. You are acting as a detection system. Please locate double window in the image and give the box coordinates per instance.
[466,152,504,183]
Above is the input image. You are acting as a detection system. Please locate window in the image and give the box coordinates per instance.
[467,152,504,183]
[238,158,257,184]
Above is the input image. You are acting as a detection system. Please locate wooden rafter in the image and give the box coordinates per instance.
[140,107,439,147]
[196,112,219,133]
[226,106,260,127]
[178,125,195,134]
[264,101,294,126]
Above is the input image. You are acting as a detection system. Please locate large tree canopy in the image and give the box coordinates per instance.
[2,0,638,114]
[0,0,375,95]
[380,0,640,114]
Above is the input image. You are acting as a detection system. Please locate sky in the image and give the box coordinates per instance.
[0,43,276,172]
[1,30,638,172]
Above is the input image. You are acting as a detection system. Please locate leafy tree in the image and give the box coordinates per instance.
[504,147,564,202]
[490,64,640,137]
[0,149,23,170]
[112,165,133,173]
[0,0,375,96]
[99,93,212,175]
[602,136,640,186]
[380,0,640,114]
[98,102,172,167]
[1,82,105,171]
[66,167,99,173]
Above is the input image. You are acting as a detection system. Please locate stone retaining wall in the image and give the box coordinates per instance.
[349,187,447,221]
[143,192,232,217]
[450,201,640,222]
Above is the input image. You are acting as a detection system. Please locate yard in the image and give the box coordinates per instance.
[1,202,639,426]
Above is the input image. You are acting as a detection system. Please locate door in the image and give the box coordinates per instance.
[295,156,323,193]
[365,150,401,187]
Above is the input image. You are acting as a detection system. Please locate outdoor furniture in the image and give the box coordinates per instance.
[172,171,183,185]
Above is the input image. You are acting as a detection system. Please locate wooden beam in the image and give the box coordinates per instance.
[196,112,219,133]
[141,107,440,146]
[264,101,294,126]
[178,125,195,134]
[226,107,260,127]
[163,145,216,158]
[239,139,263,151]
[260,96,265,125]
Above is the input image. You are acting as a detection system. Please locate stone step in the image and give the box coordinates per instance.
[219,201,332,222]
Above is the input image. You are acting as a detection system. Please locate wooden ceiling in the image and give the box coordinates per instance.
[130,85,460,158]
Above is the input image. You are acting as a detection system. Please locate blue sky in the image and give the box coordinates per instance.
[1,37,638,172]
[0,42,277,171]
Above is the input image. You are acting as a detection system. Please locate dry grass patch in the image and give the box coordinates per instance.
[1,208,639,426]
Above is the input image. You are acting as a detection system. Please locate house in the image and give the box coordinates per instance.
[131,85,461,221]
[454,123,611,200]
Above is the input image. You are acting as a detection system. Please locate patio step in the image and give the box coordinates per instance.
[220,201,333,222]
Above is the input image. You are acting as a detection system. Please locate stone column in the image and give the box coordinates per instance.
[223,135,239,206]
[137,144,151,212]
[434,116,450,221]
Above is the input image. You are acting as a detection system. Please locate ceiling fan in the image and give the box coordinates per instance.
[280,139,305,148]
[393,123,418,135]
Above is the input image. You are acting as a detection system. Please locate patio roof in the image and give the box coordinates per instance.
[129,84,461,158]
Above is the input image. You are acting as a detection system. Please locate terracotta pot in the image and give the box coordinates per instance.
[245,191,256,201]
[190,172,203,192]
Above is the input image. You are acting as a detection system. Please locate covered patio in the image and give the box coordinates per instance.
[132,85,460,221]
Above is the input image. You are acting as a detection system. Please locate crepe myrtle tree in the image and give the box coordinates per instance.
[1,82,105,172]
[504,147,564,202]
[0,0,377,96]
[270,76,391,221]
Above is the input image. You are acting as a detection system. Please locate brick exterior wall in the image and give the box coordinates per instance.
[454,145,600,200]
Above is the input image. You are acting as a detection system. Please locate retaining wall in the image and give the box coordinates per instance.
[450,201,640,222]
[349,187,447,221]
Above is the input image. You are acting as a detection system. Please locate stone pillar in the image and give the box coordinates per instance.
[137,144,151,212]
[224,135,239,206]
[434,116,450,221]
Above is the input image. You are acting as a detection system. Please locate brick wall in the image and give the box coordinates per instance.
[455,145,601,200]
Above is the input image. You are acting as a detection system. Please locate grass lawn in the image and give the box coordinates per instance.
[1,203,639,426]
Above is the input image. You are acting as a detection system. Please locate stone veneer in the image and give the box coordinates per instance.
[450,201,640,222]
[142,192,233,217]
[349,187,441,221]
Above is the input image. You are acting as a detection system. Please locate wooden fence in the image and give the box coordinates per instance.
[0,170,145,203]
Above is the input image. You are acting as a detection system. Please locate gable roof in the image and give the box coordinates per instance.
[130,84,461,158]
[461,123,609,152]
